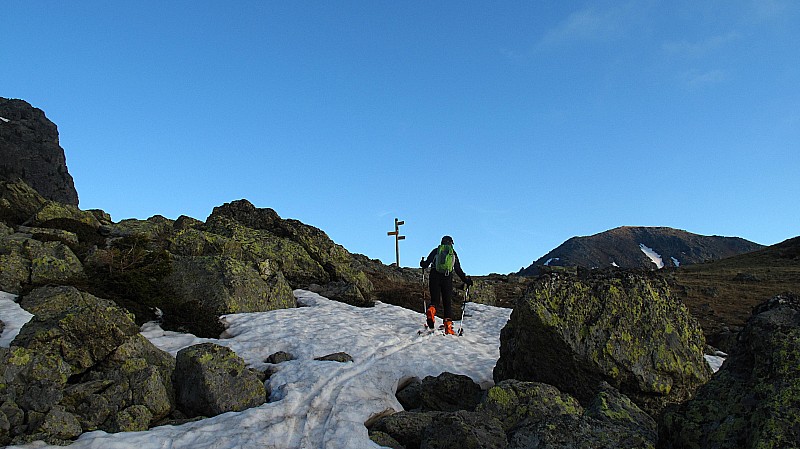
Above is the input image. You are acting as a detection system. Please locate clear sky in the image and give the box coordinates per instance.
[3,1,798,275]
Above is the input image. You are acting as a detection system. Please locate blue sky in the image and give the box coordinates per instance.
[3,1,798,275]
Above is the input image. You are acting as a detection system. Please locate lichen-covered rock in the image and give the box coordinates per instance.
[477,380,583,432]
[368,430,405,449]
[206,199,374,305]
[0,179,50,226]
[0,235,86,293]
[494,270,711,415]
[478,380,656,449]
[164,255,296,336]
[173,343,266,417]
[15,286,139,374]
[658,293,800,449]
[420,410,507,449]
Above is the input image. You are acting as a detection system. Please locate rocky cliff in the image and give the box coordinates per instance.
[0,98,79,206]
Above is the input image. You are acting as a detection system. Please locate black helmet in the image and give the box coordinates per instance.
[441,235,454,245]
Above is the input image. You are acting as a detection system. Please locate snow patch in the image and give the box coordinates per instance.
[671,256,680,267]
[704,354,726,373]
[0,291,34,347]
[0,116,9,123]
[544,257,560,266]
[611,262,619,267]
[639,243,664,269]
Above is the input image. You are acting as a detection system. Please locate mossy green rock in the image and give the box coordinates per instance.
[0,179,49,226]
[659,293,800,449]
[0,234,85,293]
[420,410,508,449]
[478,380,583,432]
[493,271,711,416]
[165,255,295,330]
[173,343,266,417]
[15,286,139,374]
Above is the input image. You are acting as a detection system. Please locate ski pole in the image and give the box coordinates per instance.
[458,286,470,336]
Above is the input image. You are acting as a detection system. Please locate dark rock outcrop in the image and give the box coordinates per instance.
[1,286,175,445]
[173,343,266,418]
[0,98,79,206]
[493,270,711,416]
[658,293,800,448]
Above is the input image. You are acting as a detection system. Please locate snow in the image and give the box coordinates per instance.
[0,116,10,123]
[671,257,681,267]
[0,292,33,347]
[639,243,665,269]
[611,262,619,267]
[704,354,725,373]
[1,290,511,449]
[544,257,559,266]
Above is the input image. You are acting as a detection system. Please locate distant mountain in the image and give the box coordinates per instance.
[518,226,763,275]
[0,97,79,205]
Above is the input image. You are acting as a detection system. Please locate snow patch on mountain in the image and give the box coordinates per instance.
[671,256,681,267]
[639,243,664,269]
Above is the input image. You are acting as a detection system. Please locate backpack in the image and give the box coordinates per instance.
[435,244,455,275]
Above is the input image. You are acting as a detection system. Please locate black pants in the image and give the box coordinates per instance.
[429,271,454,320]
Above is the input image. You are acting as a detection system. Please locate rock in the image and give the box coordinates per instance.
[370,410,445,449]
[206,199,374,305]
[0,98,79,206]
[265,351,294,364]
[478,380,656,449]
[368,430,405,449]
[173,343,266,417]
[658,293,800,449]
[0,234,86,293]
[4,286,175,439]
[36,405,82,441]
[396,378,423,410]
[420,410,507,449]
[493,270,711,416]
[164,256,296,336]
[0,179,49,226]
[477,380,583,432]
[419,372,483,412]
[314,352,353,363]
[15,286,139,374]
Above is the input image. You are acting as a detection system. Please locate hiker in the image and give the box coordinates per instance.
[420,235,473,335]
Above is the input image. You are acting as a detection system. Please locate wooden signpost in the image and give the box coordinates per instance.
[387,218,405,266]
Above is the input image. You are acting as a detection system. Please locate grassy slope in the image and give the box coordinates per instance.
[668,236,800,345]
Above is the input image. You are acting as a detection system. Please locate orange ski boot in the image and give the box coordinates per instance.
[444,319,455,335]
[426,305,437,329]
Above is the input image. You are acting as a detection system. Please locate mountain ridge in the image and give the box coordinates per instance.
[518,226,763,275]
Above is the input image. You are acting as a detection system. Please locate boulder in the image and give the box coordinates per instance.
[420,410,507,449]
[0,180,49,226]
[658,293,800,448]
[493,270,711,416]
[206,199,373,305]
[2,286,176,442]
[15,286,139,374]
[479,380,656,449]
[0,97,79,206]
[369,410,445,449]
[0,234,86,294]
[173,343,266,417]
[419,372,483,412]
[164,255,296,336]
